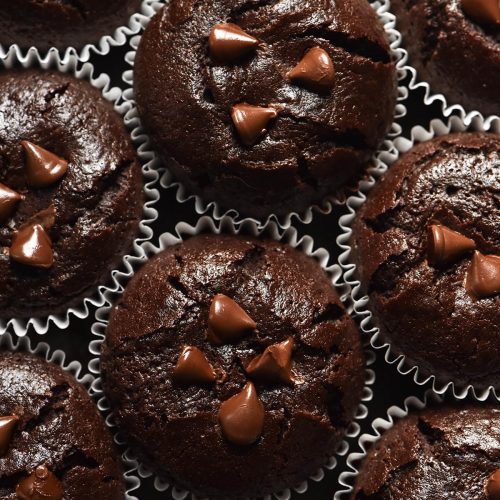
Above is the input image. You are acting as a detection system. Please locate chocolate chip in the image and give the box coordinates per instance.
[287,47,336,93]
[465,251,500,299]
[0,415,18,456]
[218,381,264,446]
[21,141,68,188]
[209,23,259,64]
[462,0,500,25]
[0,183,23,224]
[10,223,53,269]
[231,103,278,146]
[16,465,63,500]
[173,346,217,386]
[207,293,256,345]
[427,224,476,266]
[486,468,500,500]
[247,337,295,385]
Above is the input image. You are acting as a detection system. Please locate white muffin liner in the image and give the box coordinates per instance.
[0,47,159,336]
[334,388,500,499]
[371,0,500,124]
[0,331,141,500]
[0,1,164,64]
[89,214,376,500]
[122,1,408,229]
[338,113,500,401]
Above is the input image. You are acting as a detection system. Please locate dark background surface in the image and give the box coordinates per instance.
[20,34,447,500]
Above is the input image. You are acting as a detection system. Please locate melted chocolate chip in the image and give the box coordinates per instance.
[462,0,500,25]
[218,381,264,446]
[173,346,217,386]
[209,23,259,64]
[10,223,53,269]
[0,415,18,456]
[16,465,63,500]
[207,294,256,345]
[486,468,500,500]
[465,251,500,299]
[287,47,336,93]
[427,224,476,265]
[231,104,278,146]
[21,141,68,188]
[0,183,23,224]
[246,337,295,385]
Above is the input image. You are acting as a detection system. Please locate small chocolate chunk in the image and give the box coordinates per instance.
[10,223,53,269]
[247,337,295,385]
[465,251,500,299]
[173,346,217,386]
[16,464,63,500]
[231,104,277,146]
[0,183,23,223]
[21,141,68,188]
[287,47,336,93]
[0,415,19,456]
[486,468,500,500]
[462,0,500,25]
[209,23,258,64]
[207,293,256,345]
[427,224,476,265]
[218,381,264,446]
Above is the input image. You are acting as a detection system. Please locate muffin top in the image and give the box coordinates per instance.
[391,0,500,116]
[0,0,142,51]
[0,69,143,319]
[352,405,500,499]
[351,132,500,388]
[101,234,365,499]
[134,0,397,219]
[0,350,124,499]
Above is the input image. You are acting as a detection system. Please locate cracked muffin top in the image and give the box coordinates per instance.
[350,132,500,389]
[0,0,142,51]
[0,350,124,499]
[0,69,143,319]
[134,0,397,219]
[101,233,365,499]
[351,405,500,500]
[391,0,500,116]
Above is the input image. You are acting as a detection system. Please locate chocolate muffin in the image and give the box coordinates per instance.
[0,69,143,319]
[0,350,125,499]
[391,0,500,116]
[0,0,142,51]
[351,405,500,499]
[100,234,365,498]
[134,0,397,219]
[350,132,500,389]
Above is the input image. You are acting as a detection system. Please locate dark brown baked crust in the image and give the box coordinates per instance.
[0,0,142,51]
[0,350,124,499]
[351,405,500,499]
[0,69,143,318]
[350,133,500,388]
[101,234,365,499]
[134,0,397,219]
[391,0,500,116]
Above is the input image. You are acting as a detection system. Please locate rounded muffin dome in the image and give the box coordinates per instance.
[101,233,365,499]
[391,0,500,116]
[134,0,397,219]
[350,132,500,389]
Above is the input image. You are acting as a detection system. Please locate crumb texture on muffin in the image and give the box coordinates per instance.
[352,405,500,499]
[0,351,124,499]
[134,0,397,218]
[351,132,500,388]
[0,70,143,318]
[101,234,365,499]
